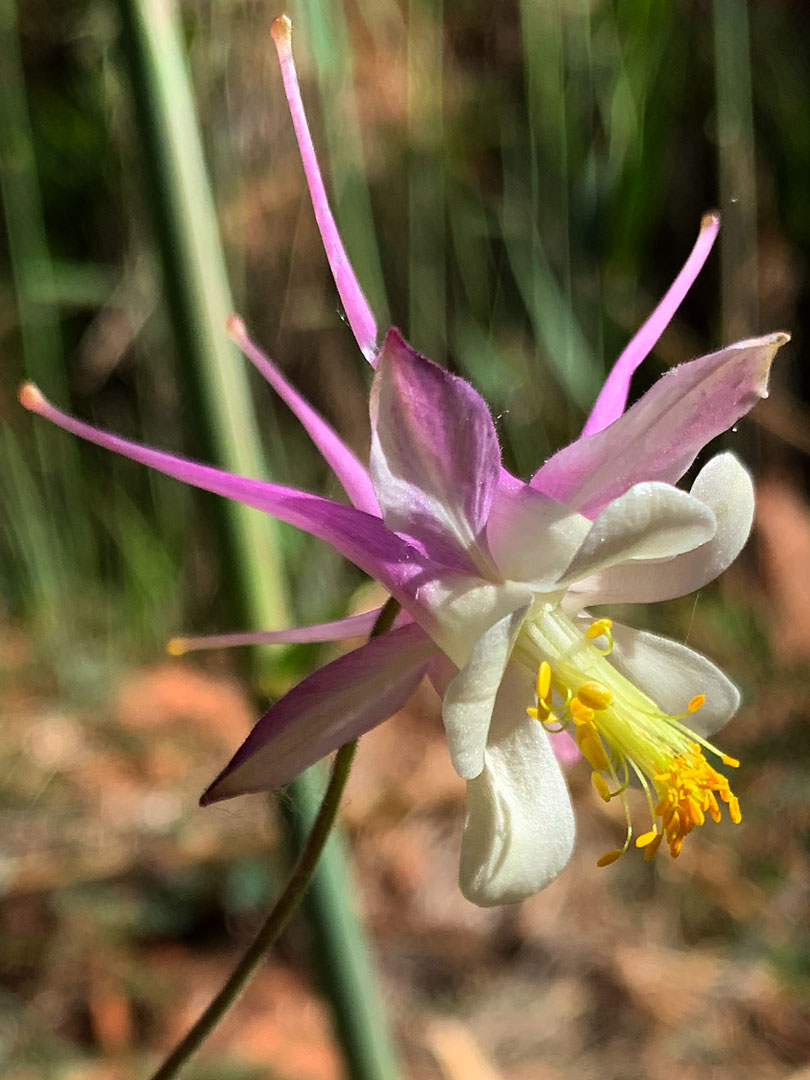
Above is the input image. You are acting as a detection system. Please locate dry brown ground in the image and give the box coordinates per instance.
[3,475,810,1079]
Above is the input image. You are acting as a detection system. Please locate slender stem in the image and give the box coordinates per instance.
[149,744,356,1080]
[149,598,400,1080]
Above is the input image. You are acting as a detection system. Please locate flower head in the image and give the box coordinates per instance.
[20,17,789,906]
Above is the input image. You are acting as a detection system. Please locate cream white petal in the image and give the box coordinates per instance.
[443,601,531,779]
[568,452,754,608]
[485,483,591,588]
[556,482,717,586]
[459,664,576,906]
[605,619,741,738]
[418,574,534,669]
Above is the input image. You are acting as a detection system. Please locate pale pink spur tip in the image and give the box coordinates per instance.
[225,314,247,340]
[271,14,292,45]
[270,9,378,364]
[18,382,45,412]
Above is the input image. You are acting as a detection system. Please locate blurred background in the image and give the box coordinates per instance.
[3,0,810,1077]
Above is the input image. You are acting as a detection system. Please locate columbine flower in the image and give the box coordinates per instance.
[19,15,788,906]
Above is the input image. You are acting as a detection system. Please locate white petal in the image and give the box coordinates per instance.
[557,482,716,585]
[419,574,534,669]
[569,453,754,606]
[443,602,531,779]
[459,664,576,906]
[605,619,741,738]
[485,482,590,587]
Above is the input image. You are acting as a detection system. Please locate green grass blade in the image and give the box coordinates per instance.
[713,0,758,340]
[407,0,446,359]
[114,2,399,1076]
[115,0,290,635]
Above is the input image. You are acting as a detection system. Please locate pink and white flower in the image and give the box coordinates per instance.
[20,15,788,906]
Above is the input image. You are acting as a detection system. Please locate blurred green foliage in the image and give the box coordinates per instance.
[3,4,810,1077]
[2,0,807,676]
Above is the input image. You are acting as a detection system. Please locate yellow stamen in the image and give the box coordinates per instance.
[570,697,595,725]
[643,836,663,861]
[577,680,612,711]
[536,660,552,703]
[596,848,624,867]
[526,610,740,870]
[584,617,614,655]
[585,618,612,640]
[591,772,612,802]
[577,726,611,772]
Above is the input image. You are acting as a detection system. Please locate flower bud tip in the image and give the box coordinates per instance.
[226,314,246,341]
[18,382,45,412]
[166,637,187,656]
[701,210,721,231]
[271,14,292,45]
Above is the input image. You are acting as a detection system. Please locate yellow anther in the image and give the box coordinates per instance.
[649,746,742,859]
[643,833,664,861]
[635,828,658,849]
[570,698,595,725]
[591,772,612,803]
[577,680,612,711]
[688,694,706,713]
[585,618,612,640]
[577,730,611,773]
[584,617,614,655]
[536,660,552,703]
[596,848,624,868]
[528,700,552,722]
[721,754,740,768]
[166,637,188,656]
[687,798,705,826]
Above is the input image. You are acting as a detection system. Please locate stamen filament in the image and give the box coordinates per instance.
[526,604,742,869]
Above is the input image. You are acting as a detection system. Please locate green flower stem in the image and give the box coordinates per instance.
[148,744,356,1080]
[148,598,399,1080]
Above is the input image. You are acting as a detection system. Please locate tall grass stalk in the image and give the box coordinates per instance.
[0,0,92,621]
[713,0,758,341]
[115,0,399,1076]
[407,0,445,359]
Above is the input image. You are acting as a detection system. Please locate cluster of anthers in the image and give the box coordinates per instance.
[527,617,742,867]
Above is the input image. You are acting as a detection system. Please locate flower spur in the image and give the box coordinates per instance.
[19,15,789,905]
